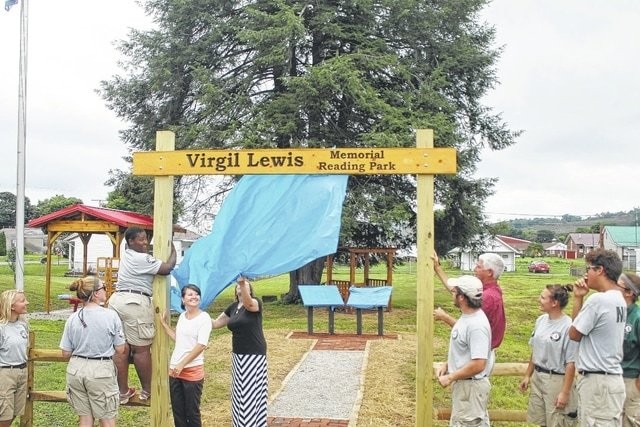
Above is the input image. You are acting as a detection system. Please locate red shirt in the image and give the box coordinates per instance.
[482,281,505,349]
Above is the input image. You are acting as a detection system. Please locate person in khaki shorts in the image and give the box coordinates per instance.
[435,275,492,427]
[60,276,125,427]
[519,284,578,426]
[0,289,29,427]
[618,272,640,426]
[569,249,627,426]
[107,226,176,403]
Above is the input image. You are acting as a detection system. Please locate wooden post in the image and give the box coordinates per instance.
[150,130,175,426]
[416,129,435,426]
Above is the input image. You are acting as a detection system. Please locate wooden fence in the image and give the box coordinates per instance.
[433,362,529,422]
[19,332,148,427]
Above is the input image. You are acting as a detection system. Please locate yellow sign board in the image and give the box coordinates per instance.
[133,147,456,176]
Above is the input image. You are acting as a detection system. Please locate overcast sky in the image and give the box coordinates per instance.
[0,1,638,223]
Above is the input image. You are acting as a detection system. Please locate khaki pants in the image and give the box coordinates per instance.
[527,371,578,427]
[108,292,155,346]
[450,378,491,427]
[0,367,27,422]
[576,373,625,426]
[623,377,640,427]
[66,357,119,420]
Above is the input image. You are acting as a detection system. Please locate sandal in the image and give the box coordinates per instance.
[139,389,151,401]
[119,387,136,404]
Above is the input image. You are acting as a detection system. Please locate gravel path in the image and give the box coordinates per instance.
[268,349,365,420]
[27,308,74,321]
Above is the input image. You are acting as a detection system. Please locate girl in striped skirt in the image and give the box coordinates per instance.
[212,277,267,426]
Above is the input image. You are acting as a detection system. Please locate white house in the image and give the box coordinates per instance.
[1,227,46,254]
[447,235,521,272]
[601,226,640,271]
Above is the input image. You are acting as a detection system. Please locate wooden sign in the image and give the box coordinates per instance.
[133,147,456,176]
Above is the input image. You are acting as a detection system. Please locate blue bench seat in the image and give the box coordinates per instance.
[298,285,345,334]
[347,286,393,336]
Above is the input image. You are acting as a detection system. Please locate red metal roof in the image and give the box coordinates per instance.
[27,204,154,229]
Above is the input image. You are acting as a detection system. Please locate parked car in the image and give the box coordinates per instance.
[528,260,550,273]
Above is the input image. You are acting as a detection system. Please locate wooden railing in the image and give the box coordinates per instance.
[20,332,148,427]
[433,362,528,422]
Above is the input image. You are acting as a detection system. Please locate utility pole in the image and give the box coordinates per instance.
[15,0,29,291]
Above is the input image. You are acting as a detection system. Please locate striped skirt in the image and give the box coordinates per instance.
[231,353,268,427]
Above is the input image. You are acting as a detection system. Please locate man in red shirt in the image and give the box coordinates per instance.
[433,252,506,350]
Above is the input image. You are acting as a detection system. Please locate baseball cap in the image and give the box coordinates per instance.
[447,275,483,300]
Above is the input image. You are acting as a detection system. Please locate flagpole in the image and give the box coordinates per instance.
[15,0,29,291]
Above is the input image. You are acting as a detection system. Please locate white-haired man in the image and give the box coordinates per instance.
[434,252,506,351]
[437,275,492,426]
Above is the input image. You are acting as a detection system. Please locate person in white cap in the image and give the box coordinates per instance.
[436,275,492,426]
[433,252,506,352]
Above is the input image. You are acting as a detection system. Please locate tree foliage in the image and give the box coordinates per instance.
[105,169,184,220]
[34,195,83,218]
[0,192,36,228]
[100,0,519,295]
[0,231,6,256]
[534,229,555,243]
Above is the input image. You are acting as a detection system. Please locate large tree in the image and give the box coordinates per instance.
[100,0,519,300]
[34,195,83,218]
[0,192,36,228]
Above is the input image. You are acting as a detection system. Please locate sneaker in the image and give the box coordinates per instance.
[119,387,136,404]
[139,389,151,401]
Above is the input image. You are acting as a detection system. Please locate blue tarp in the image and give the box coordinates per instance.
[171,174,348,311]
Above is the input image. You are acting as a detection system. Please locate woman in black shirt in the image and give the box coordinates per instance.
[212,277,267,427]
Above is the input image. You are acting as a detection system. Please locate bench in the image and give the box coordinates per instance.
[298,285,345,334]
[299,285,393,336]
[347,286,393,336]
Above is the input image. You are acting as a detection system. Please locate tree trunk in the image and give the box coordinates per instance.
[282,257,326,304]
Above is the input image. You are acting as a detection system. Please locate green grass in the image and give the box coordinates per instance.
[0,256,608,426]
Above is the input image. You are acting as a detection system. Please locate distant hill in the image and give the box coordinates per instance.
[494,210,638,235]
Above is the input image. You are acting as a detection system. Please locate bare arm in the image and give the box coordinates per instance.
[159,310,176,341]
[212,312,230,329]
[157,243,177,275]
[432,253,452,291]
[569,277,588,341]
[518,355,534,392]
[238,277,260,312]
[434,307,457,327]
[171,343,208,378]
[555,362,575,409]
[61,350,72,360]
[114,343,126,356]
[438,358,487,387]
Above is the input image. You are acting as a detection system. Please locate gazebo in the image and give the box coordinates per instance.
[325,247,396,309]
[27,204,156,312]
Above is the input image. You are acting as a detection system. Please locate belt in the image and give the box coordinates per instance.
[578,370,620,376]
[117,289,151,298]
[534,365,563,375]
[0,363,27,369]
[73,355,112,361]
[460,376,487,381]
